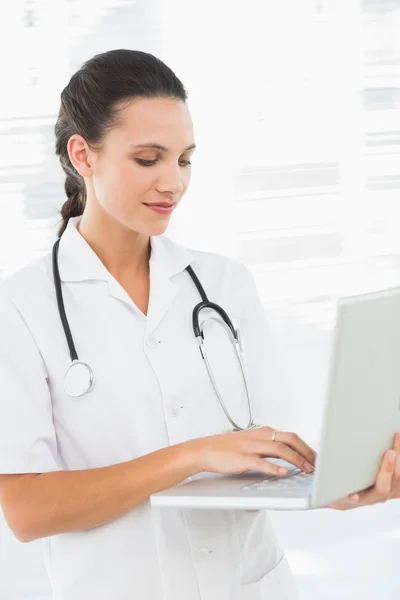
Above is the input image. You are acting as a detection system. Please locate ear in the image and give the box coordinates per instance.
[67,135,93,177]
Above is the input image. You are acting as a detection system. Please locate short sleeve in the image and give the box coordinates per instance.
[236,262,293,431]
[0,297,60,474]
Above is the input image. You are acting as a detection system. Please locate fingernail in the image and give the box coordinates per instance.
[304,462,314,473]
[278,467,288,475]
[349,493,359,502]
[387,450,396,464]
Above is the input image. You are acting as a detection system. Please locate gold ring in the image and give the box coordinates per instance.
[271,430,278,442]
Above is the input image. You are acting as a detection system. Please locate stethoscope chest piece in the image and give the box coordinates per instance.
[63,360,94,397]
[54,242,255,428]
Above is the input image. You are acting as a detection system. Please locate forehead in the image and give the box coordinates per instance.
[114,97,194,144]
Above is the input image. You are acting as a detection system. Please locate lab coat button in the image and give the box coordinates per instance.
[170,405,186,417]
[198,547,213,555]
[222,423,234,432]
[147,336,159,349]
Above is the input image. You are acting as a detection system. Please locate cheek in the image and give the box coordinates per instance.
[94,160,152,204]
[119,161,159,193]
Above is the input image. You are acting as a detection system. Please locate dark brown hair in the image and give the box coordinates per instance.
[55,49,188,237]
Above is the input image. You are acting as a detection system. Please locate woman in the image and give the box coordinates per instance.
[0,49,398,600]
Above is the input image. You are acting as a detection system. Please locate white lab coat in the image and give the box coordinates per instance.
[0,217,298,600]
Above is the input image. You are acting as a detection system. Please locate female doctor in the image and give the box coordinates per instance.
[0,49,399,600]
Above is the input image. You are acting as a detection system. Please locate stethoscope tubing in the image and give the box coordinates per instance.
[52,238,255,430]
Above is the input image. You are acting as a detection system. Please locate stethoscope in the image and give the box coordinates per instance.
[52,237,256,431]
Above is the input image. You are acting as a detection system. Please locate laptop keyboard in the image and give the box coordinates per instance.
[241,468,314,496]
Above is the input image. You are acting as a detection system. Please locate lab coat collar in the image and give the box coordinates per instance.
[57,217,196,335]
[58,217,194,283]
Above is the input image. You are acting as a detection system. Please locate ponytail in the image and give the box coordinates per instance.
[57,153,86,237]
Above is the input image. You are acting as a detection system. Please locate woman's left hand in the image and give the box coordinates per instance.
[327,433,400,510]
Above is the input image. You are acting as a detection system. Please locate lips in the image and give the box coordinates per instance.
[144,203,175,208]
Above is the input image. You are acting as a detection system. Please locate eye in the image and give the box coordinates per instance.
[135,159,157,167]
[135,158,192,167]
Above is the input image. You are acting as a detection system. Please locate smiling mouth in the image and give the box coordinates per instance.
[143,203,175,208]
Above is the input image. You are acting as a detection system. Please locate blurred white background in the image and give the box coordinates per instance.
[0,0,400,598]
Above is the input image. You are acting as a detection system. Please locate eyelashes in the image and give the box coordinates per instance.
[135,158,192,167]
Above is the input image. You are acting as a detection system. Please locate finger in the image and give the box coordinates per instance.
[396,452,400,480]
[246,457,291,477]
[391,450,400,500]
[348,493,361,503]
[268,430,316,465]
[393,432,400,454]
[350,450,398,505]
[373,450,396,498]
[349,487,373,505]
[348,477,389,505]
[252,427,316,464]
[253,441,315,473]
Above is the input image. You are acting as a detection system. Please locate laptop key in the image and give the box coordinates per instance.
[241,469,314,493]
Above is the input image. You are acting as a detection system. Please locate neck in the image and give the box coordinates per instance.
[77,209,151,280]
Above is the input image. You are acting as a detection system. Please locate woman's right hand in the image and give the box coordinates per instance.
[186,426,316,477]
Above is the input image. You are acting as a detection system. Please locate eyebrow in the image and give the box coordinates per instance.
[132,142,196,152]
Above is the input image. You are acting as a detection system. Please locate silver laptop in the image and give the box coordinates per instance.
[151,286,400,511]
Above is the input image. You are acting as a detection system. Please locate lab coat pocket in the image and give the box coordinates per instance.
[234,510,283,585]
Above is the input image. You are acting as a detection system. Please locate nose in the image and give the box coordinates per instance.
[157,163,185,197]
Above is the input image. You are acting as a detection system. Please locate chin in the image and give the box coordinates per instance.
[144,220,171,237]
[151,223,170,236]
